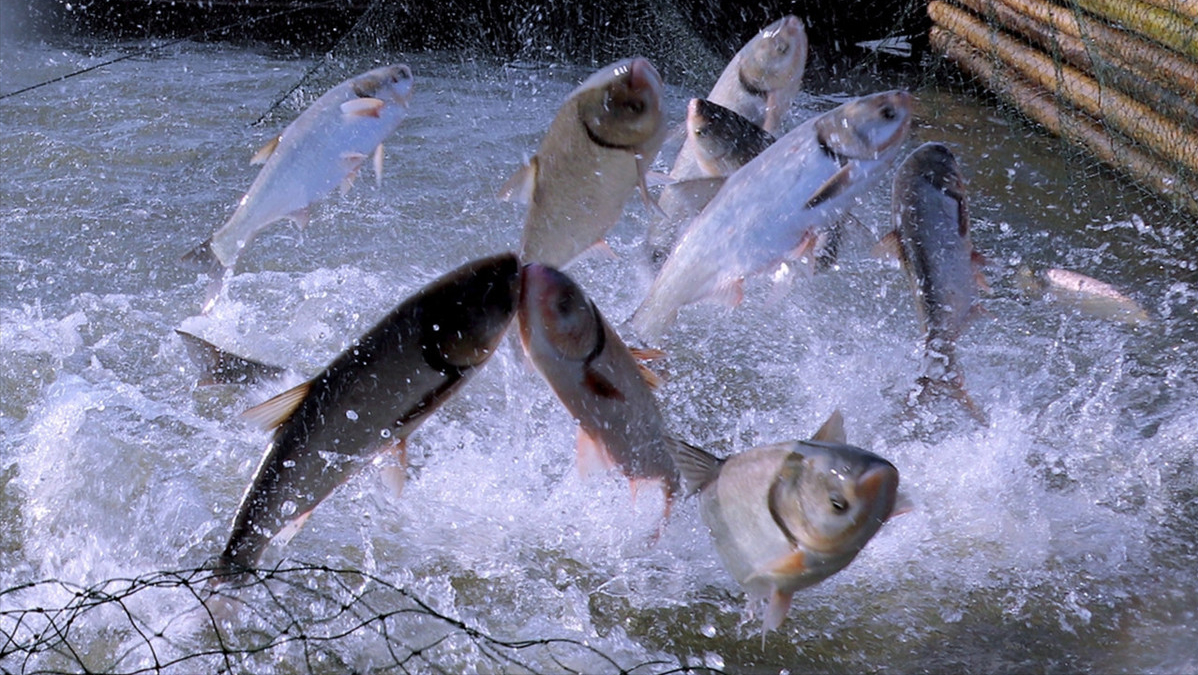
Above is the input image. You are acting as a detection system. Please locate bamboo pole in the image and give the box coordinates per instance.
[929,1,1198,182]
[954,0,1198,124]
[930,26,1198,215]
[1070,0,1198,60]
[1134,0,1198,23]
[977,0,1198,102]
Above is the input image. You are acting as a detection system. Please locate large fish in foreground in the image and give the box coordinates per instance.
[216,253,520,579]
[877,142,987,423]
[631,90,913,341]
[671,411,904,633]
[502,58,666,269]
[183,64,414,276]
[518,263,682,510]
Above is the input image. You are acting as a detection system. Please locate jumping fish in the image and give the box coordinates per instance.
[631,90,913,341]
[518,263,681,509]
[502,58,666,269]
[216,253,520,579]
[688,97,776,178]
[671,411,903,633]
[877,142,988,423]
[1016,266,1150,325]
[651,16,806,256]
[182,64,414,276]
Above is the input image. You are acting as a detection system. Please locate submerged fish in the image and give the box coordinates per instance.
[216,253,520,578]
[183,64,414,276]
[1016,266,1150,325]
[175,329,287,386]
[671,411,903,633]
[878,142,988,423]
[518,263,681,508]
[688,97,776,177]
[502,58,666,269]
[632,90,913,340]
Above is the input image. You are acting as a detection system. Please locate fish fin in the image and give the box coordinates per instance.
[763,91,785,134]
[174,329,285,386]
[340,96,384,118]
[973,260,992,294]
[629,346,667,362]
[920,375,988,426]
[180,238,224,275]
[635,361,664,390]
[667,439,722,495]
[790,230,819,276]
[288,207,311,230]
[636,164,666,218]
[580,239,619,261]
[274,508,314,546]
[378,438,408,497]
[241,381,311,430]
[710,278,745,308]
[645,170,675,187]
[810,409,846,444]
[576,427,616,476]
[870,230,902,261]
[372,144,385,188]
[804,163,853,210]
[498,156,538,204]
[250,135,281,165]
[891,491,915,518]
[340,151,369,175]
[583,366,625,400]
[763,588,796,634]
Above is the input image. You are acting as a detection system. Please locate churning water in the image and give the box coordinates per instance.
[1,34,1196,674]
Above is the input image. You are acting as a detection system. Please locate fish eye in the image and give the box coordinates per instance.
[829,495,848,512]
[776,42,790,55]
[880,105,897,120]
[626,99,645,115]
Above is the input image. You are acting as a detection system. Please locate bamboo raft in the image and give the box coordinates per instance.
[928,0,1198,215]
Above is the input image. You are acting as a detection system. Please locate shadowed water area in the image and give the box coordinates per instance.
[1,22,1196,675]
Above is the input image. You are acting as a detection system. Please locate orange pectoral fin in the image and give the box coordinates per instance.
[575,427,616,477]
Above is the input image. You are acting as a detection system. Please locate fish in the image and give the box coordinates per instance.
[518,262,682,509]
[631,90,913,341]
[688,97,776,178]
[502,57,666,269]
[670,411,904,633]
[182,64,414,277]
[215,253,520,579]
[175,329,287,386]
[877,142,988,423]
[650,16,806,256]
[1016,266,1150,325]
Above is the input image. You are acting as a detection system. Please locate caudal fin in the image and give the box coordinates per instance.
[915,374,988,426]
[175,329,287,386]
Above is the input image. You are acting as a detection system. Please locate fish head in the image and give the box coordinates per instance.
[815,90,912,162]
[518,263,601,363]
[769,441,900,556]
[421,253,520,369]
[739,15,807,96]
[574,57,665,152]
[351,64,415,107]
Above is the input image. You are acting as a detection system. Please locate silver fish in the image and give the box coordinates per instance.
[668,15,807,183]
[632,90,913,341]
[518,263,681,508]
[216,253,520,578]
[1016,266,1150,325]
[671,411,903,633]
[502,58,666,269]
[183,64,413,275]
[879,142,987,423]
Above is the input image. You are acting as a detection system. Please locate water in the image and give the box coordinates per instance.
[2,36,1197,674]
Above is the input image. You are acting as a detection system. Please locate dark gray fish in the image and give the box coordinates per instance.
[879,142,988,423]
[216,253,521,578]
[518,263,681,511]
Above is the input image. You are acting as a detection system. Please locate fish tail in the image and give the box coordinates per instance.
[915,374,988,426]
[628,292,676,344]
[180,238,224,274]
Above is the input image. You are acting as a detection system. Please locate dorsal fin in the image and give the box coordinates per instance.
[810,409,846,444]
[241,381,311,430]
[497,156,538,204]
[250,135,281,165]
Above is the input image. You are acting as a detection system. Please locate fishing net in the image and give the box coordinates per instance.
[0,563,721,674]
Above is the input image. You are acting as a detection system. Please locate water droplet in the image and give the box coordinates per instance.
[346,410,358,421]
[380,428,391,439]
[701,623,717,638]
[281,500,297,516]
